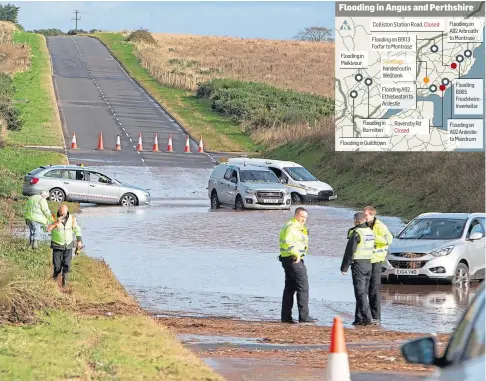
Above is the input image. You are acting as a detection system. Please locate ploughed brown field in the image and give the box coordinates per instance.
[133,33,335,98]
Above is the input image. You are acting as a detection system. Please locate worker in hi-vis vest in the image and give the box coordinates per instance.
[47,204,83,287]
[363,205,393,325]
[341,212,375,326]
[278,207,317,324]
[24,190,54,249]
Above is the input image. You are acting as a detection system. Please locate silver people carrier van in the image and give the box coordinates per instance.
[208,163,291,210]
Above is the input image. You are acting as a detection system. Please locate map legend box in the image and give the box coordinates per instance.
[335,1,485,152]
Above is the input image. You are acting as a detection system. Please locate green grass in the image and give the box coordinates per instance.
[95,33,257,152]
[8,31,63,146]
[0,310,222,381]
[269,139,485,221]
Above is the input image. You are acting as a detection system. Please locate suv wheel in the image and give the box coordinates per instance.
[291,193,302,203]
[211,191,220,209]
[452,263,470,287]
[235,195,245,211]
[49,188,66,202]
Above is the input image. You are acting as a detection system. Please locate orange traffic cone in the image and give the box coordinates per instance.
[114,134,121,151]
[152,133,160,152]
[184,135,191,153]
[70,132,78,149]
[96,132,104,150]
[166,134,173,152]
[198,136,204,153]
[324,317,350,381]
[136,133,143,151]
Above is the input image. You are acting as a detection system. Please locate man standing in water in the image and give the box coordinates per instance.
[341,212,375,326]
[279,207,317,324]
[363,205,393,325]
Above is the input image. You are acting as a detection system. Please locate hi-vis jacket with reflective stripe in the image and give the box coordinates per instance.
[50,213,82,250]
[24,195,54,225]
[279,218,308,259]
[341,224,375,272]
[369,218,393,264]
[353,227,375,260]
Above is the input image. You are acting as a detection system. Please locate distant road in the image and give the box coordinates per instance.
[47,36,214,168]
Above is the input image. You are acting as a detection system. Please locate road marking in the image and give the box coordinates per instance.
[115,117,119,121]
[121,127,125,131]
[118,122,122,126]
[141,158,145,163]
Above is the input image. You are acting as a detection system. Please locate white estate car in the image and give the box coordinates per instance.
[382,213,485,285]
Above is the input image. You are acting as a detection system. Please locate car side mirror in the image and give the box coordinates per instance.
[469,232,483,241]
[401,337,437,366]
[280,178,287,184]
[230,177,237,184]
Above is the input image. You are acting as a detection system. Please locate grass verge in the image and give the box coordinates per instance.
[269,135,485,220]
[8,31,63,146]
[0,30,223,380]
[94,32,256,153]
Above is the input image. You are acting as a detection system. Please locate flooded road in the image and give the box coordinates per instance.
[75,166,476,334]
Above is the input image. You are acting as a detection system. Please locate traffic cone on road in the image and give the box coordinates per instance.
[70,132,78,149]
[198,136,204,153]
[136,133,143,151]
[324,317,351,381]
[166,134,174,152]
[184,135,191,153]
[96,132,104,150]
[114,134,121,151]
[152,133,160,152]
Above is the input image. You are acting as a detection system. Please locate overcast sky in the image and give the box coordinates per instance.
[4,1,335,40]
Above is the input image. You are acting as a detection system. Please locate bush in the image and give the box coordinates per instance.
[31,28,65,36]
[0,73,22,131]
[127,28,156,45]
[196,79,334,131]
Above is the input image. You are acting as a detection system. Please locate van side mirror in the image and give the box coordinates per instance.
[469,232,483,241]
[230,177,237,184]
[280,178,287,184]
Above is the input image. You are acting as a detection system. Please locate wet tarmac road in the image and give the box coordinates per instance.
[75,166,476,334]
[47,36,214,168]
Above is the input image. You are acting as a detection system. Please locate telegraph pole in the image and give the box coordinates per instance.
[72,10,81,31]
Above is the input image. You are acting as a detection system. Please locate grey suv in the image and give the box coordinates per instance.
[383,213,485,285]
[22,165,150,206]
[208,163,291,210]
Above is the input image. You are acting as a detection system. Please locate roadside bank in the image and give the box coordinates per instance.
[0,25,223,381]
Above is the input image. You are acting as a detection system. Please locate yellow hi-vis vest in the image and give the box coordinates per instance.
[279,218,308,258]
[51,214,82,249]
[353,227,375,260]
[24,195,53,225]
[370,219,393,264]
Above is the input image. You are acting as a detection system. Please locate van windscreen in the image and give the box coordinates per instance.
[284,167,316,181]
[240,170,279,183]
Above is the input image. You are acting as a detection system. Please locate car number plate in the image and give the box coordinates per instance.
[329,195,338,200]
[263,199,279,203]
[394,269,419,276]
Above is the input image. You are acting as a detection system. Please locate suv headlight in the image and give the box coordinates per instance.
[245,189,256,194]
[282,189,289,195]
[430,246,454,257]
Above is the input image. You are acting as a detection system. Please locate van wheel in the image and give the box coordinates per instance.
[211,191,220,209]
[235,195,245,211]
[291,193,302,204]
[452,263,470,287]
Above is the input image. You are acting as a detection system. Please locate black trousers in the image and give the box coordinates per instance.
[280,256,309,321]
[351,260,372,323]
[369,262,383,320]
[52,249,72,282]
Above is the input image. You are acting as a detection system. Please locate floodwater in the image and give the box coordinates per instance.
[66,166,479,335]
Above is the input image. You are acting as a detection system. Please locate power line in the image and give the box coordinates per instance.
[72,10,81,31]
